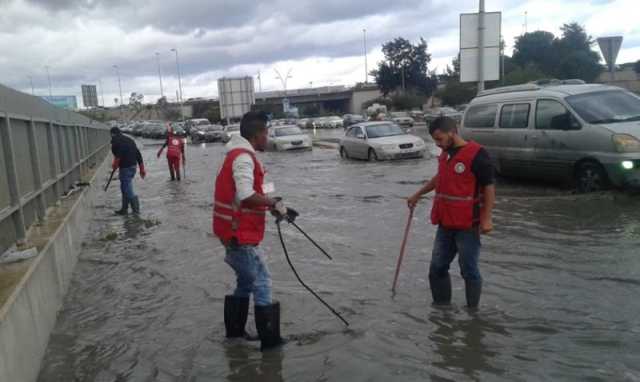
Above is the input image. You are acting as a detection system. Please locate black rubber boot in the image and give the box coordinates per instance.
[429,274,452,305]
[114,195,129,215]
[225,295,250,338]
[130,196,140,215]
[465,279,482,309]
[255,302,283,351]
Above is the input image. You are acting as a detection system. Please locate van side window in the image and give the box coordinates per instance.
[536,100,579,130]
[464,104,497,128]
[500,104,530,129]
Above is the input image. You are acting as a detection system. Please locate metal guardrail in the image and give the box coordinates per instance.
[0,84,111,255]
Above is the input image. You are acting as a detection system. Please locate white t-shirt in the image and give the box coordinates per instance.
[225,135,259,204]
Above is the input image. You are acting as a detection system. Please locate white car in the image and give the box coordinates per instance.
[340,122,426,161]
[390,112,415,128]
[221,124,241,143]
[268,125,312,151]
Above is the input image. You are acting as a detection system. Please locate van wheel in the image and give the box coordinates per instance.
[368,148,379,161]
[340,146,349,159]
[575,161,608,193]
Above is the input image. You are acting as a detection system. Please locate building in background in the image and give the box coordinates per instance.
[40,95,78,110]
[596,62,640,93]
[81,84,99,108]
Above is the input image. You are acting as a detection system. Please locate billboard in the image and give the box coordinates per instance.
[81,84,99,108]
[218,77,255,120]
[460,12,501,83]
[40,95,78,110]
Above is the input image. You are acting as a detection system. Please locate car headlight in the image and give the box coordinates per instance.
[414,140,425,147]
[613,134,640,153]
[381,144,397,151]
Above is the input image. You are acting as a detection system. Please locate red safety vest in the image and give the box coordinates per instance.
[167,135,183,158]
[213,148,267,245]
[431,141,483,230]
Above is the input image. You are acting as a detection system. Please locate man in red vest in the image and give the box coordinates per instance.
[213,111,290,351]
[157,125,186,181]
[407,116,495,308]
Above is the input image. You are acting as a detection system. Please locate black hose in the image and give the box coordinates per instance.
[289,221,333,260]
[104,169,117,192]
[276,221,349,327]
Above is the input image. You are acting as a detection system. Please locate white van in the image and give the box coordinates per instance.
[460,83,640,192]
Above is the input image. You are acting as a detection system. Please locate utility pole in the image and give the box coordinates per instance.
[155,52,164,98]
[477,0,486,93]
[28,76,34,95]
[98,79,105,107]
[257,70,262,92]
[45,66,52,97]
[113,65,124,121]
[363,28,369,84]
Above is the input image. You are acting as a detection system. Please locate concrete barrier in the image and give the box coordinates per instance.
[0,156,109,382]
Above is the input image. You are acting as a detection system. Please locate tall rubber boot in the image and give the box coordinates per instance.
[224,295,250,338]
[464,279,482,309]
[130,196,140,215]
[429,274,452,305]
[255,302,283,351]
[114,195,129,215]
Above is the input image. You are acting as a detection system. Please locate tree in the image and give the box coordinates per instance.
[503,63,546,85]
[554,23,602,82]
[372,37,437,96]
[512,31,557,75]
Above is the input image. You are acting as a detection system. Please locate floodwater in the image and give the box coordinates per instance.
[38,128,640,381]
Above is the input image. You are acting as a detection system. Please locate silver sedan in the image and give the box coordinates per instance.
[268,125,312,151]
[339,122,426,161]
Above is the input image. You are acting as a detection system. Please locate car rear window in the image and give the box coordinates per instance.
[500,104,530,129]
[464,104,497,128]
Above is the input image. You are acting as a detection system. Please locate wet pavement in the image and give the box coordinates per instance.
[38,128,640,381]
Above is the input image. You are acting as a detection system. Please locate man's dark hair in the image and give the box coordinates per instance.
[110,127,121,135]
[429,116,458,135]
[240,111,268,140]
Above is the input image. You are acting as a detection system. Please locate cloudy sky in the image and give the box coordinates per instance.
[1,0,638,107]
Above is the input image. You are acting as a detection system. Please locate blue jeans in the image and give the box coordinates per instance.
[429,226,482,282]
[224,245,272,306]
[119,166,137,201]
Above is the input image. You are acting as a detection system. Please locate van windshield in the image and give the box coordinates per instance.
[567,90,640,124]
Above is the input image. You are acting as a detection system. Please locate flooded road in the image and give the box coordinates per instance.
[38,129,640,381]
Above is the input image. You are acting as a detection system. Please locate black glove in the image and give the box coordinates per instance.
[285,208,299,223]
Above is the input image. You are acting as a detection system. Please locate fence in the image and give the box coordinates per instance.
[0,84,111,255]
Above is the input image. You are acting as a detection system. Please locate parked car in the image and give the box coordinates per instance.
[390,112,415,128]
[409,110,425,121]
[323,116,343,129]
[460,83,640,192]
[267,125,312,151]
[424,107,463,125]
[343,114,366,128]
[185,118,211,134]
[191,124,224,143]
[221,124,241,143]
[339,122,426,161]
[142,123,167,139]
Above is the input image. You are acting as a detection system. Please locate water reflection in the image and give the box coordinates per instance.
[428,309,508,380]
[225,343,284,382]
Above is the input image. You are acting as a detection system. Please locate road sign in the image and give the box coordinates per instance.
[597,36,623,72]
[459,11,501,83]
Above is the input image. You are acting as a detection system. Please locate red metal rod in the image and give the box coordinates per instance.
[392,208,414,293]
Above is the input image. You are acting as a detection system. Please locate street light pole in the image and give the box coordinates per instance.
[113,65,124,120]
[155,52,164,99]
[98,79,105,107]
[363,28,369,84]
[170,48,184,102]
[170,48,184,121]
[28,76,34,95]
[45,66,52,97]
[274,68,293,94]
